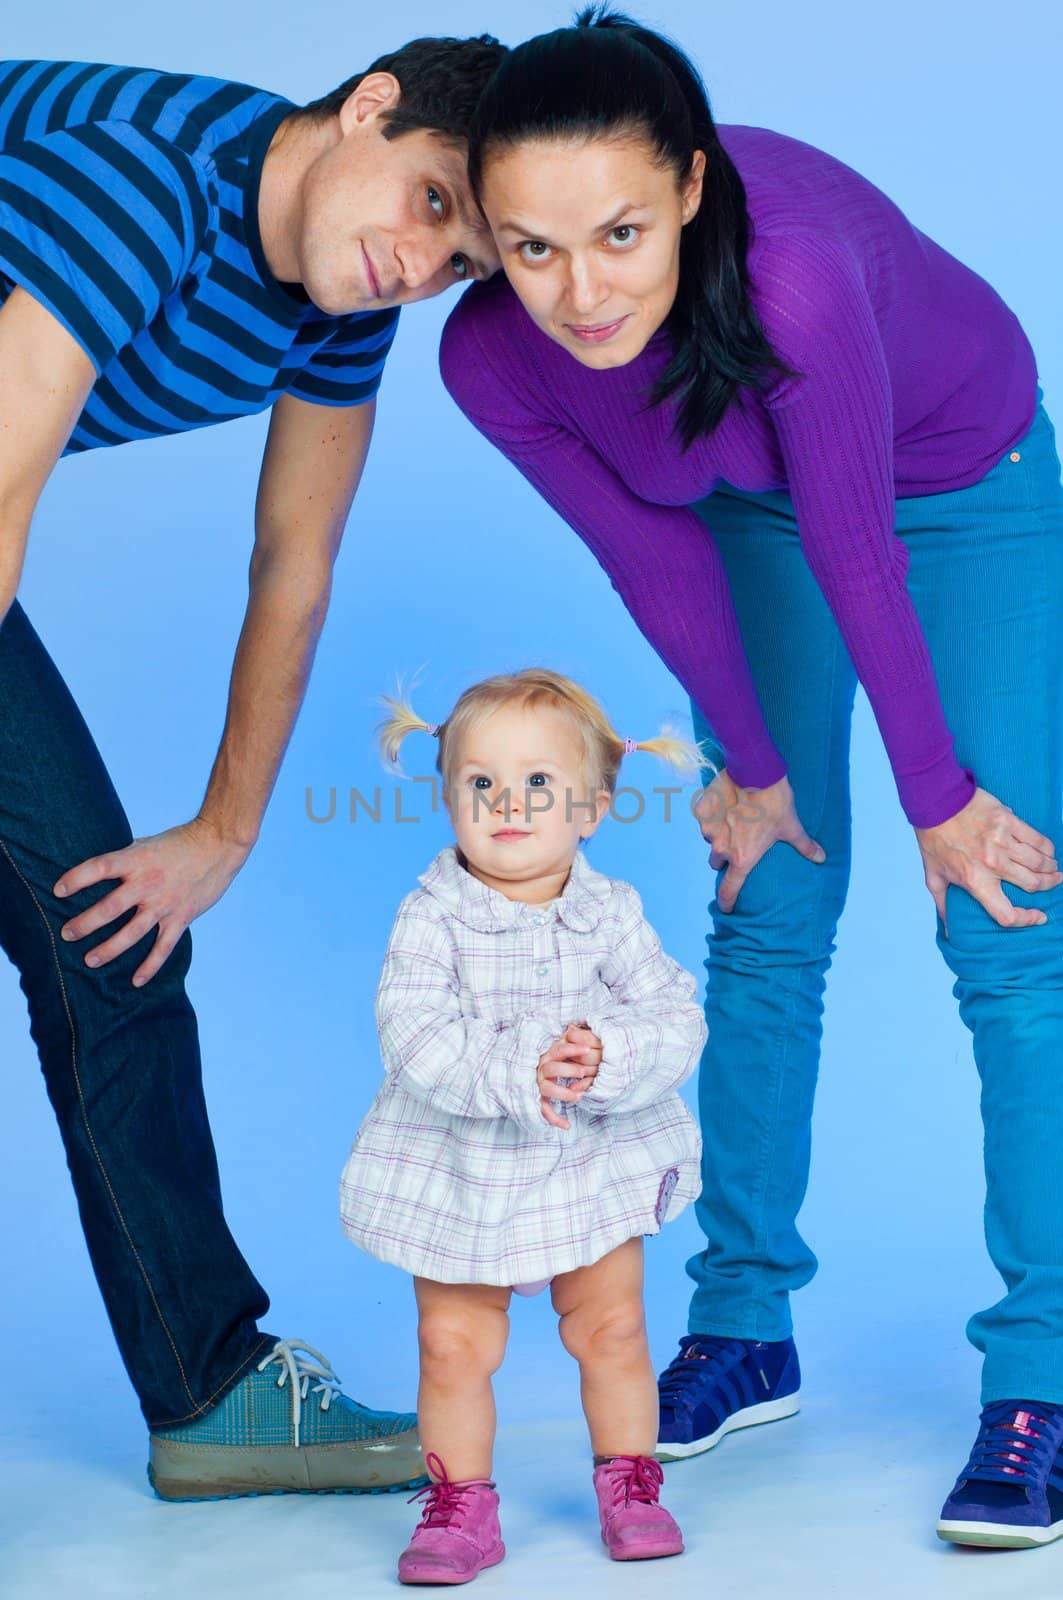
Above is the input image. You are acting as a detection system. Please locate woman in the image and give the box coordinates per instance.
[439,7,1063,1550]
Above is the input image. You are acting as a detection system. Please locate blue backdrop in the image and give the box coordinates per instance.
[2,0,1060,1465]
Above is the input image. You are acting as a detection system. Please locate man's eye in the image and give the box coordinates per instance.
[451,253,469,279]
[427,185,445,219]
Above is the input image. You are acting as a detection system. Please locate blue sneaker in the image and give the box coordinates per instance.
[655,1335,800,1461]
[938,1400,1063,1548]
[148,1339,426,1500]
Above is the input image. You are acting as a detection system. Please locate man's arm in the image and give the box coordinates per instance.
[56,391,376,984]
[0,288,97,620]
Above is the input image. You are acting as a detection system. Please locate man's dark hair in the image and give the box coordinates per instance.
[299,35,508,147]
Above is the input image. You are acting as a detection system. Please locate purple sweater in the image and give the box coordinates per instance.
[439,124,1038,828]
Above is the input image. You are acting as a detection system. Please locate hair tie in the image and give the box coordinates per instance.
[426,723,440,738]
[623,736,638,755]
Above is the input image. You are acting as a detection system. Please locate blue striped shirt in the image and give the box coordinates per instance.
[0,59,400,454]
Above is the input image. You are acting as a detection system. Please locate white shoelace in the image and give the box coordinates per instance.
[256,1338,344,1448]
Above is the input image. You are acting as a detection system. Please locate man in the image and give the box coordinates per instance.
[0,38,504,1501]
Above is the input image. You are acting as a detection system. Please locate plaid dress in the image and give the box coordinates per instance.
[339,844,705,1285]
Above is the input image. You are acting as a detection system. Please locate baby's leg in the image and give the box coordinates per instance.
[551,1238,656,1457]
[414,1277,513,1480]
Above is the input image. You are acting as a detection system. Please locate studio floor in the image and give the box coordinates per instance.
[2,1340,1061,1600]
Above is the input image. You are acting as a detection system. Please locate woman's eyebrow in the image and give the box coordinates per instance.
[496,202,646,239]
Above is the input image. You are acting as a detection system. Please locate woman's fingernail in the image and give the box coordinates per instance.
[85,955,99,967]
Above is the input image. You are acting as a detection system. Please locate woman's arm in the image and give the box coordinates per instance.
[755,232,976,828]
[376,897,565,1134]
[440,290,787,794]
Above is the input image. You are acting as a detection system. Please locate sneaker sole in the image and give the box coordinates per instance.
[655,1392,800,1462]
[398,1541,506,1585]
[148,1433,428,1502]
[937,1516,1063,1550]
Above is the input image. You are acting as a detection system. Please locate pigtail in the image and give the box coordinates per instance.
[621,722,718,781]
[375,678,442,773]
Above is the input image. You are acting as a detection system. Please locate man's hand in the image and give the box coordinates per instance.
[696,768,826,913]
[55,817,250,986]
[914,786,1061,938]
[536,1022,603,1129]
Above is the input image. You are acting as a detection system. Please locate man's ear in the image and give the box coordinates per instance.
[339,71,403,137]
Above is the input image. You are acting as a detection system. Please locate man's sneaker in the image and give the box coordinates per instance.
[398,1452,505,1585]
[937,1400,1063,1548]
[593,1455,684,1561]
[655,1335,800,1461]
[148,1338,426,1500]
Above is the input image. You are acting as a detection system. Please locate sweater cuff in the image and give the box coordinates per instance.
[725,745,789,793]
[896,755,977,829]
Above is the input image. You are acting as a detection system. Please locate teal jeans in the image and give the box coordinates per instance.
[685,399,1063,1403]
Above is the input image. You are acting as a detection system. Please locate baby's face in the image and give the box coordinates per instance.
[445,704,610,900]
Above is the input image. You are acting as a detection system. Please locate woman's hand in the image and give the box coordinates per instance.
[914,787,1062,936]
[536,1023,603,1129]
[54,816,252,987]
[695,769,825,913]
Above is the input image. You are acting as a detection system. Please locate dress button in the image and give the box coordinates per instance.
[1010,451,1022,463]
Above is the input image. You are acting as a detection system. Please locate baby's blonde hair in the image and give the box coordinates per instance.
[376,667,714,796]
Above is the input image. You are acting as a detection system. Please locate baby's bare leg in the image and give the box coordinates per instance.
[551,1238,656,1457]
[414,1277,513,1481]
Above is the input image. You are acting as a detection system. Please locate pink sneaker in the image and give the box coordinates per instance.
[593,1454,684,1561]
[398,1452,506,1585]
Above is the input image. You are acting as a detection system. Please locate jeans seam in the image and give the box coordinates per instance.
[153,1333,279,1430]
[0,837,200,1414]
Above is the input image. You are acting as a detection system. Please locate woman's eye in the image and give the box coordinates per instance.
[608,224,638,246]
[451,253,469,279]
[519,240,551,262]
[427,185,445,219]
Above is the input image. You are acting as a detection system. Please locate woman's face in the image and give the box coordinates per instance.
[479,133,705,369]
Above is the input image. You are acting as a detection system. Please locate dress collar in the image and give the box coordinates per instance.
[417,844,612,934]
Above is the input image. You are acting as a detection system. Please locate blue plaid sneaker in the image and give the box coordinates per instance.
[148,1339,426,1501]
[655,1335,800,1461]
[938,1400,1063,1548]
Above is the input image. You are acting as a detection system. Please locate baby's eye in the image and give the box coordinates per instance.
[471,775,492,789]
[427,185,445,219]
[528,773,551,787]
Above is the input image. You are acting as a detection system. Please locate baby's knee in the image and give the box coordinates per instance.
[559,1297,647,1368]
[418,1301,509,1379]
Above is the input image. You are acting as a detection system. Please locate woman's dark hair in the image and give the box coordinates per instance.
[467,7,793,447]
[299,34,507,151]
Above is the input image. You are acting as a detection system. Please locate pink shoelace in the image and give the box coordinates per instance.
[408,1452,492,1528]
[600,1454,665,1506]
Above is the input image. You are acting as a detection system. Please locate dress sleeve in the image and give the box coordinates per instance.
[0,120,211,374]
[439,289,788,792]
[375,895,563,1136]
[576,883,707,1115]
[754,232,976,826]
[286,307,400,407]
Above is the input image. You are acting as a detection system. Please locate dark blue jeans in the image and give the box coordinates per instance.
[0,601,273,1427]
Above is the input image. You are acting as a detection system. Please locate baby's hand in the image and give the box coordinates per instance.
[536,1022,604,1129]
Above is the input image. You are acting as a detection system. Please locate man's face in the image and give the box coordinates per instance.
[296,73,500,314]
